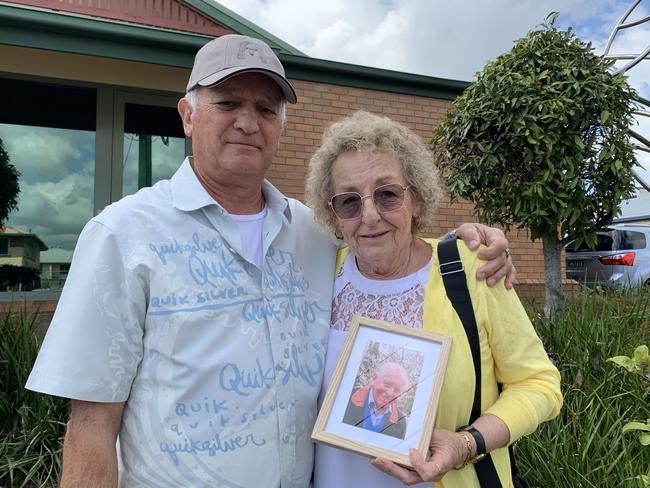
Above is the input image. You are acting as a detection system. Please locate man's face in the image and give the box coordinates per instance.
[370,367,406,412]
[179,72,284,182]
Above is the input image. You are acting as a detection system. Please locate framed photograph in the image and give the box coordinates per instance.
[312,315,452,467]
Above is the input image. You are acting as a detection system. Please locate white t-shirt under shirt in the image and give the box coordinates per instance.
[314,252,433,488]
[232,206,267,269]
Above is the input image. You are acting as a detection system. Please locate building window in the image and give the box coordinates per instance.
[0,237,8,255]
[122,102,186,196]
[0,77,96,289]
[0,78,186,294]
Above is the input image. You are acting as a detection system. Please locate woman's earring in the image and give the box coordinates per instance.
[334,229,343,240]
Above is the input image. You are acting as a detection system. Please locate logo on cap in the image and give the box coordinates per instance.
[237,41,270,65]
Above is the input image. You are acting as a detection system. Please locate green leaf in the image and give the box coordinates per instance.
[633,345,649,368]
[622,421,650,433]
[607,356,638,373]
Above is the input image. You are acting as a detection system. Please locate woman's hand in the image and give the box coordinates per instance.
[372,415,510,484]
[370,429,468,485]
[453,223,516,289]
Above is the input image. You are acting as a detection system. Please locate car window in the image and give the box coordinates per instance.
[613,230,646,250]
[566,229,648,252]
[566,234,614,252]
[595,234,615,251]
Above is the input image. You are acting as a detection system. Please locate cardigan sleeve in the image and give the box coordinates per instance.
[460,242,563,443]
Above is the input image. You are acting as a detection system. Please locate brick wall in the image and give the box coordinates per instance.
[270,78,548,286]
[0,299,57,335]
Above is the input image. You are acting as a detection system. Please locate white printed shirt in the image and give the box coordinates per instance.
[27,159,337,487]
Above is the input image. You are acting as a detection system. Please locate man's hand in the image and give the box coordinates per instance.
[452,223,516,289]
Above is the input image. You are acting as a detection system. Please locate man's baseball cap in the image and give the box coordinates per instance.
[186,34,297,103]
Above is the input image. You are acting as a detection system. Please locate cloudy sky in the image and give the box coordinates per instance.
[216,0,650,185]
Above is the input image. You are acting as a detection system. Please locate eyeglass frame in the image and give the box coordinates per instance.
[327,183,412,220]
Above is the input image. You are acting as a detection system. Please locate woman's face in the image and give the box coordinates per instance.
[330,151,418,275]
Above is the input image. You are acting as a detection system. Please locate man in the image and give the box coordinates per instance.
[343,362,410,440]
[26,34,514,487]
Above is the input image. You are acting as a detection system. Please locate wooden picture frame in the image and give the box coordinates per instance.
[311,315,452,467]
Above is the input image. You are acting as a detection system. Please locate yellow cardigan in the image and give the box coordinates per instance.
[334,238,562,487]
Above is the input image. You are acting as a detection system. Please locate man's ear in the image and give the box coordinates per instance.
[178,98,193,138]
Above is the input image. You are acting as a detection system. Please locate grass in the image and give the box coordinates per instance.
[0,310,67,488]
[517,287,650,487]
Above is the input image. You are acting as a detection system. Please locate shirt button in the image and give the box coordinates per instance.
[282,433,291,443]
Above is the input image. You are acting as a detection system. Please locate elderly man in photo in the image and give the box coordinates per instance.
[26,34,514,487]
[343,362,410,440]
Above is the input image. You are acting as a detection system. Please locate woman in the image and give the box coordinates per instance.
[306,111,562,487]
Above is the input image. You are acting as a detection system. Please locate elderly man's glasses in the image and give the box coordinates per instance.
[328,183,411,220]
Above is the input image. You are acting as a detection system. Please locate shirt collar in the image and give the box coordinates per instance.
[171,157,292,223]
[367,388,393,416]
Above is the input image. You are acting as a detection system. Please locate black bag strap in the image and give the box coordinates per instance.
[437,239,503,488]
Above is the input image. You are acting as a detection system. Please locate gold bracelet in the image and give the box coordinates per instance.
[453,432,472,470]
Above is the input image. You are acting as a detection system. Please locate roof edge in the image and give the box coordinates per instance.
[280,53,470,100]
[612,215,650,224]
[0,232,48,250]
[0,3,209,47]
[0,2,470,99]
[184,0,305,56]
[0,3,208,66]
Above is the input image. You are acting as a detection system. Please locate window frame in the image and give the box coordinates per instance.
[0,74,189,298]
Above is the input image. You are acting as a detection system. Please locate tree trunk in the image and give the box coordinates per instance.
[542,233,564,319]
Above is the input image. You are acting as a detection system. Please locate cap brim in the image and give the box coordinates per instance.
[191,67,297,104]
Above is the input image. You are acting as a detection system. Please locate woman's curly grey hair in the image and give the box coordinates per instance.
[305,110,444,239]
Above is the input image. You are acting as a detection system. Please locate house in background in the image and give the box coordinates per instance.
[40,248,73,289]
[0,226,48,270]
[0,226,47,291]
[614,190,650,225]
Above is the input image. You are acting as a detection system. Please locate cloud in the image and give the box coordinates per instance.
[217,0,624,80]
[0,124,94,181]
[216,0,645,84]
[215,0,650,190]
[0,124,95,251]
[9,172,94,250]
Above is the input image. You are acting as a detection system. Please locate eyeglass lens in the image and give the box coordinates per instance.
[330,184,406,219]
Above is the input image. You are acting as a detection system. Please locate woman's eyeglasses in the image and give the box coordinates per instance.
[328,183,411,220]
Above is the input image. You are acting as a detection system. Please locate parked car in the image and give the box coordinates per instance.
[565,224,650,289]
